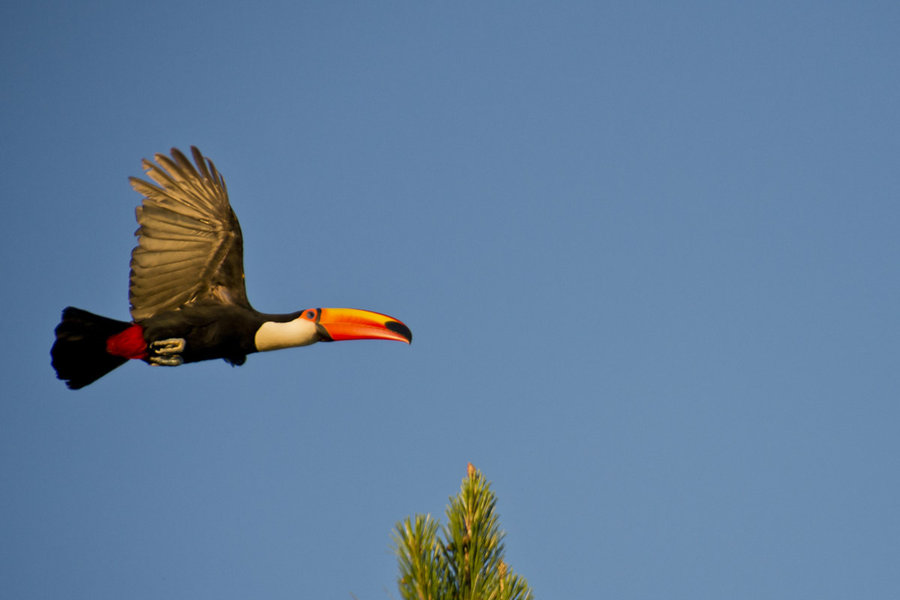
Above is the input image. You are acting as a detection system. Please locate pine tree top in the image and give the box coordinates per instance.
[394,464,534,600]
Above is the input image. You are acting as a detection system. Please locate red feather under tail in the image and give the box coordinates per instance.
[106,324,148,359]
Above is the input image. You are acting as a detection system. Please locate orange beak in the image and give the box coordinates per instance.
[316,308,412,344]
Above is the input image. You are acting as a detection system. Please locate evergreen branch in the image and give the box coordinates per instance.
[393,464,534,600]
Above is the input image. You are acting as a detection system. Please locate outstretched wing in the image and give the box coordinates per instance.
[128,147,250,321]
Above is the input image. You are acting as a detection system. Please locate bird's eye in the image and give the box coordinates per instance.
[306,310,316,319]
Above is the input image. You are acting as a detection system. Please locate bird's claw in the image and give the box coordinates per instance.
[150,338,185,353]
[149,355,183,366]
[148,338,185,366]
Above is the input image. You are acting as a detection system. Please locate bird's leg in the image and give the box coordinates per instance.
[148,338,185,366]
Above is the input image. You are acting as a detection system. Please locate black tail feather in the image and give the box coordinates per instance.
[51,307,132,390]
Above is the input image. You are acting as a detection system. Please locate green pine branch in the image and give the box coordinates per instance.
[393,464,533,600]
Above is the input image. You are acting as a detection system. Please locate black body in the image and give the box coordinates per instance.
[140,305,302,366]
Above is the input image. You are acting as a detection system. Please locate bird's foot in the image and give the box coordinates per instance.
[148,338,185,366]
[149,355,183,366]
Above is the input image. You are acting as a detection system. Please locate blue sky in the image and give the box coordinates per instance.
[2,2,899,598]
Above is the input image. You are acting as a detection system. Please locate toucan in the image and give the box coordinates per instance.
[51,147,412,389]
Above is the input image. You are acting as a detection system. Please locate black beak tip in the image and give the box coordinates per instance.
[387,320,413,344]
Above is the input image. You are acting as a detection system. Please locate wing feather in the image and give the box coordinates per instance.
[128,147,250,321]
[130,250,207,268]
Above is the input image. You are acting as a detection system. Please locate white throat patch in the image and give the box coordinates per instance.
[254,318,319,352]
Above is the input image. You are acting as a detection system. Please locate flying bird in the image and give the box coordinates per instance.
[51,147,412,389]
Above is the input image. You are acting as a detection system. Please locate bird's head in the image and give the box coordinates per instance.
[254,308,412,352]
